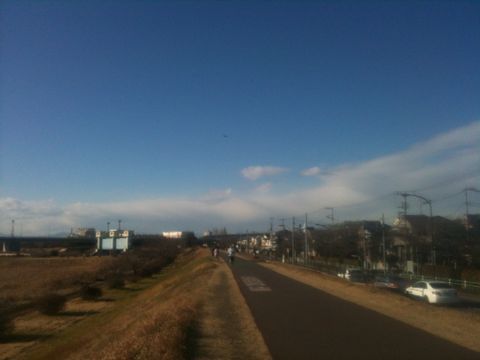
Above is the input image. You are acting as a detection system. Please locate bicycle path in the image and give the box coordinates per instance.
[228,256,479,360]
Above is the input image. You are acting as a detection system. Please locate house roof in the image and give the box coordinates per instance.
[394,215,461,234]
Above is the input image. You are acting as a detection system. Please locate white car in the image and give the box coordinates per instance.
[337,268,364,281]
[405,281,458,304]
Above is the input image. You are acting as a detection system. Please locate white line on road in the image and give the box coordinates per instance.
[241,276,271,292]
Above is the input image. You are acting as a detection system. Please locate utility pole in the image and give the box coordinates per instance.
[363,227,367,270]
[304,213,308,265]
[382,214,386,275]
[325,207,335,225]
[11,220,15,238]
[270,217,274,257]
[465,187,480,244]
[397,192,434,266]
[400,193,408,218]
[292,217,296,264]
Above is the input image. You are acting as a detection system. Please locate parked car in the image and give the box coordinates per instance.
[405,281,458,304]
[373,274,409,291]
[337,268,365,282]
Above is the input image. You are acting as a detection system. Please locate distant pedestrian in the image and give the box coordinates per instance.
[213,246,219,259]
[227,245,235,263]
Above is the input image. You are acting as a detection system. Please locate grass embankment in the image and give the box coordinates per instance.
[0,257,114,304]
[6,249,270,360]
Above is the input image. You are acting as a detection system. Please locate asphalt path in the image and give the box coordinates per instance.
[227,256,479,360]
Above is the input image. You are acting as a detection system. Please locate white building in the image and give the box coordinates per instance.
[96,229,134,252]
[162,231,194,239]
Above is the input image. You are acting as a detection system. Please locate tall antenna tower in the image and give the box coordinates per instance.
[325,207,335,224]
[11,219,15,238]
[398,193,408,217]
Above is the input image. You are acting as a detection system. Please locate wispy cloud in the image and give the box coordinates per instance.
[1,122,479,235]
[301,166,322,177]
[254,183,273,193]
[241,166,289,180]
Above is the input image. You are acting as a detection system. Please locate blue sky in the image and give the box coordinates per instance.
[1,0,479,235]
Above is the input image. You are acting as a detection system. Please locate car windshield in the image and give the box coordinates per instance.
[429,282,453,289]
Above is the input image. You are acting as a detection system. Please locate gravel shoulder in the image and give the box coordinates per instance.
[258,260,480,353]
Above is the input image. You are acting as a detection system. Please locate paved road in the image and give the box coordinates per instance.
[228,256,479,360]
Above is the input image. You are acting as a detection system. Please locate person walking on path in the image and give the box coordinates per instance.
[227,245,235,263]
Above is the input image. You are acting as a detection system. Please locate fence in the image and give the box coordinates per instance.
[266,253,480,293]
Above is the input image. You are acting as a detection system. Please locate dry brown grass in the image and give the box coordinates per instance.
[195,259,272,360]
[76,248,269,360]
[99,298,197,360]
[0,249,271,360]
[0,257,114,302]
[5,248,270,360]
[261,261,480,353]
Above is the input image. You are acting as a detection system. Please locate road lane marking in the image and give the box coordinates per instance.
[241,276,271,292]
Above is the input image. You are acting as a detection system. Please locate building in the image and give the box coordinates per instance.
[162,231,195,239]
[96,229,134,253]
[236,233,276,252]
[70,228,96,239]
[1,238,21,255]
[391,215,468,271]
[392,215,433,269]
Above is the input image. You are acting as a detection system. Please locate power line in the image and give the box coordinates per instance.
[432,190,465,203]
[271,175,479,226]
[405,169,480,193]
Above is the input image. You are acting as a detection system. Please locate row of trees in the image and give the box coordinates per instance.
[274,216,480,271]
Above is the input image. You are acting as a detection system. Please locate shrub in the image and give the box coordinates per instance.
[36,293,67,315]
[80,285,103,300]
[0,301,14,337]
[138,265,155,278]
[107,275,125,289]
[0,314,13,338]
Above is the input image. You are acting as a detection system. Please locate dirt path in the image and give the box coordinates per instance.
[194,258,271,360]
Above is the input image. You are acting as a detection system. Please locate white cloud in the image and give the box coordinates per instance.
[301,166,322,177]
[254,183,273,193]
[1,122,479,235]
[241,166,288,180]
[200,188,233,202]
